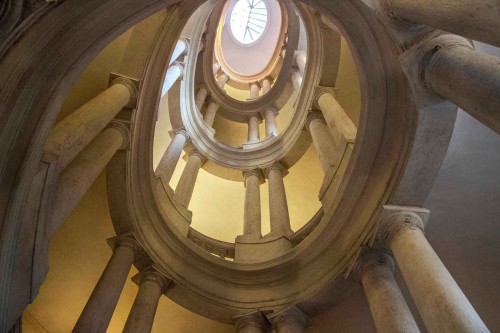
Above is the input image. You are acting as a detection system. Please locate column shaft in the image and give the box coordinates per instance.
[204,102,220,127]
[195,87,208,111]
[155,131,188,184]
[174,151,205,207]
[218,73,229,89]
[307,115,337,173]
[243,172,262,238]
[161,63,183,97]
[267,166,292,236]
[247,116,261,143]
[356,252,420,333]
[48,127,124,237]
[263,108,278,137]
[123,273,169,333]
[213,63,220,75]
[291,71,302,92]
[424,44,500,134]
[295,53,307,75]
[384,0,500,47]
[250,83,260,100]
[73,239,137,333]
[44,82,132,171]
[317,92,357,141]
[385,215,489,332]
[169,39,188,65]
[262,78,272,94]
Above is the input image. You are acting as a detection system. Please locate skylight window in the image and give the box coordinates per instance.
[230,0,269,44]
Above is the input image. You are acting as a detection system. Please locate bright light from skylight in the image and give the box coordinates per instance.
[230,0,268,44]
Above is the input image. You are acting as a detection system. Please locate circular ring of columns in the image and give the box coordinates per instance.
[176,2,325,171]
[109,0,418,324]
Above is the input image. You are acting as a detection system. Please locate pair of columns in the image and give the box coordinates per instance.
[74,237,170,333]
[242,163,292,240]
[355,206,489,333]
[234,306,311,333]
[44,76,136,237]
[246,108,279,144]
[248,77,273,100]
[195,86,220,128]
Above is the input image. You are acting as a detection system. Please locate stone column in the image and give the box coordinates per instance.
[262,78,272,94]
[291,70,302,92]
[267,306,311,333]
[266,163,292,237]
[316,89,357,142]
[305,112,338,174]
[295,52,307,75]
[155,129,188,184]
[161,61,183,97]
[243,170,263,239]
[234,311,272,333]
[48,125,127,237]
[263,108,278,137]
[204,101,220,127]
[353,249,420,333]
[123,271,171,333]
[382,0,500,47]
[218,72,229,89]
[73,237,139,333]
[43,77,136,172]
[247,116,261,143]
[174,149,206,207]
[169,38,189,65]
[421,38,500,134]
[378,206,489,333]
[213,62,220,75]
[249,82,260,100]
[195,86,208,111]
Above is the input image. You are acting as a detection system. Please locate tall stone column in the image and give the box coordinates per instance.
[420,37,500,134]
[243,170,263,239]
[291,70,302,92]
[204,101,220,127]
[382,0,500,47]
[267,306,311,333]
[249,82,260,100]
[378,206,489,333]
[295,52,307,75]
[174,149,206,208]
[266,163,292,237]
[316,89,357,142]
[353,249,420,333]
[44,77,136,172]
[263,108,278,137]
[169,38,189,65]
[123,271,171,333]
[247,116,261,143]
[73,237,140,333]
[48,125,128,237]
[305,112,337,174]
[155,129,188,184]
[262,78,272,94]
[161,61,183,97]
[234,311,272,333]
[195,86,208,111]
[218,72,229,89]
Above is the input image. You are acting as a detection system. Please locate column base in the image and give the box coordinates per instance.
[234,234,292,263]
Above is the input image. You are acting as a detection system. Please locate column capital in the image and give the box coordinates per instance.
[377,205,430,248]
[109,73,139,109]
[170,128,189,140]
[304,111,326,132]
[171,61,185,79]
[353,248,395,282]
[243,169,265,184]
[234,311,272,333]
[313,86,337,109]
[106,119,130,150]
[107,234,142,258]
[188,148,207,165]
[267,306,312,331]
[178,37,190,54]
[263,162,289,178]
[132,268,172,294]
